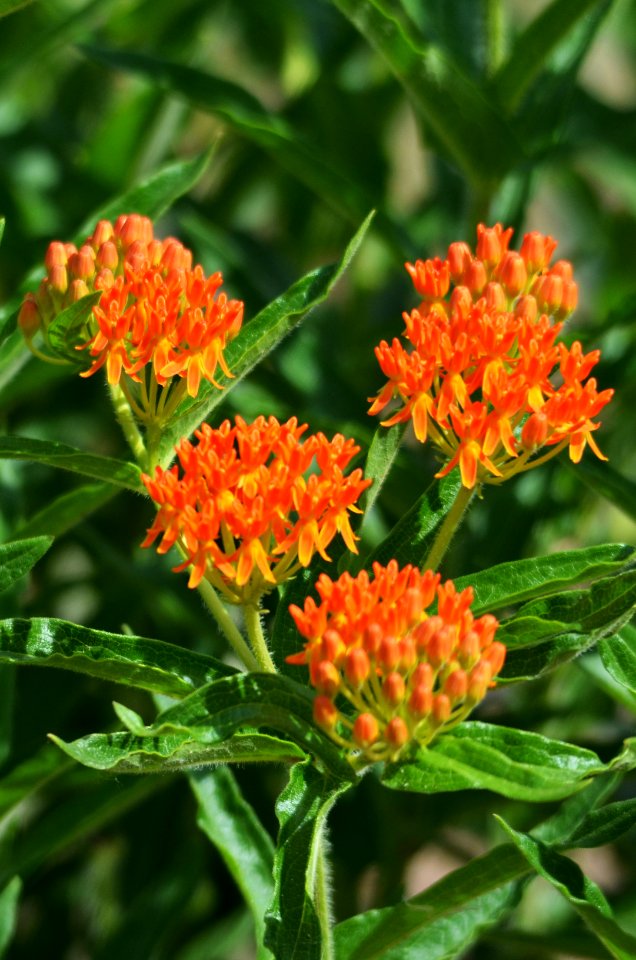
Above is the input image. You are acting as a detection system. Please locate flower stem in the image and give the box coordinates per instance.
[197,578,260,672]
[422,482,474,572]
[109,382,148,468]
[243,602,277,673]
[315,837,334,960]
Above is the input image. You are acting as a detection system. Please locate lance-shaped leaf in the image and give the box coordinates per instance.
[15,482,117,538]
[190,767,274,960]
[0,436,143,490]
[573,459,636,524]
[45,291,101,361]
[265,761,352,960]
[0,617,236,697]
[599,626,636,696]
[51,672,353,781]
[0,743,72,821]
[158,212,373,460]
[334,844,524,960]
[382,722,603,801]
[564,796,636,850]
[454,543,635,614]
[358,422,406,525]
[330,0,521,187]
[498,569,636,682]
[499,819,636,960]
[0,878,21,958]
[0,536,52,595]
[0,0,33,19]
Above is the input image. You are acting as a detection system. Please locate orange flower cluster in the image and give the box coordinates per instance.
[141,416,372,604]
[19,214,243,411]
[287,560,505,764]
[369,224,613,488]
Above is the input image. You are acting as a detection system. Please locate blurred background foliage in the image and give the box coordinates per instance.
[0,0,635,957]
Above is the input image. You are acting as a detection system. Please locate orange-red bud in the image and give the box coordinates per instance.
[90,219,114,247]
[18,295,41,337]
[313,695,338,729]
[427,625,454,667]
[45,241,70,271]
[411,662,434,690]
[315,660,340,696]
[482,641,506,676]
[457,630,481,667]
[363,622,383,655]
[321,629,345,663]
[413,615,443,654]
[69,246,96,281]
[383,672,406,706]
[353,713,379,748]
[345,648,370,686]
[444,668,468,702]
[385,716,409,749]
[447,242,471,282]
[514,294,538,323]
[432,693,451,724]
[48,264,68,294]
[409,684,432,718]
[68,279,90,302]
[465,259,487,297]
[379,636,400,670]
[533,273,563,315]
[521,411,549,451]
[476,223,512,269]
[520,231,557,273]
[467,661,493,702]
[450,285,473,318]
[497,251,527,297]
[484,282,506,313]
[96,240,119,271]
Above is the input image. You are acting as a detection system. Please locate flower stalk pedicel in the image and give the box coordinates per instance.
[287,560,505,767]
[369,223,613,489]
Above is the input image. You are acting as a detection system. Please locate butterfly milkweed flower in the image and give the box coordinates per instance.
[19,214,243,422]
[287,560,505,765]
[141,416,372,605]
[369,224,614,488]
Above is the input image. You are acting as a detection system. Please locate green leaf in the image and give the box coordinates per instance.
[330,0,521,187]
[15,481,117,538]
[0,743,72,821]
[0,878,21,958]
[565,797,636,849]
[45,291,102,361]
[573,460,636,524]
[358,423,406,527]
[0,219,4,246]
[533,775,623,846]
[599,626,636,696]
[0,617,236,697]
[493,0,611,112]
[51,672,353,780]
[363,472,463,570]
[0,536,52,595]
[190,767,274,960]
[0,436,143,490]
[265,761,351,960]
[76,150,213,236]
[498,569,636,682]
[0,0,33,18]
[51,730,306,773]
[382,722,602,801]
[454,543,635,615]
[334,843,524,960]
[499,819,636,960]
[158,212,374,461]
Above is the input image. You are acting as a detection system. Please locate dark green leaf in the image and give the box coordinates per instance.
[358,423,406,527]
[15,482,117,538]
[0,744,72,821]
[493,0,610,112]
[190,767,274,960]
[334,843,524,960]
[0,436,143,490]
[498,569,636,682]
[499,819,636,960]
[599,626,636,696]
[533,775,623,846]
[382,722,602,801]
[573,460,636,524]
[0,0,33,18]
[0,878,21,958]
[0,536,52,595]
[454,544,635,615]
[330,0,521,186]
[566,797,636,849]
[45,291,102,361]
[265,761,351,960]
[0,617,236,697]
[52,672,353,780]
[159,212,374,460]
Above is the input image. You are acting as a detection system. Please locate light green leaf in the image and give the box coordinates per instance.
[330,0,521,187]
[0,878,21,958]
[158,212,374,461]
[493,0,611,112]
[499,819,636,960]
[45,291,102,361]
[0,219,4,246]
[190,767,274,960]
[0,617,235,696]
[498,569,636,682]
[265,761,351,960]
[0,436,143,490]
[334,844,524,960]
[599,626,636,695]
[15,481,117,538]
[454,543,635,615]
[0,536,52,595]
[382,722,602,801]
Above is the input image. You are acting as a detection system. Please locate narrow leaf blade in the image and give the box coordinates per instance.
[0,537,53,595]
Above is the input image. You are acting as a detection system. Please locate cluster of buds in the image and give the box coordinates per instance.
[369,224,613,488]
[19,214,243,420]
[141,415,372,604]
[287,560,505,765]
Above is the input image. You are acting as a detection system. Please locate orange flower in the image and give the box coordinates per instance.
[287,560,505,765]
[19,214,243,418]
[369,224,613,488]
[141,416,372,604]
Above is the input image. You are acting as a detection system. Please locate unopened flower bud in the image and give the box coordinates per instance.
[345,648,370,687]
[48,264,68,294]
[447,241,471,282]
[379,636,400,670]
[313,695,338,730]
[533,273,563,315]
[427,625,454,667]
[353,713,379,748]
[321,629,345,663]
[465,259,487,297]
[444,668,468,702]
[520,231,557,273]
[467,661,493,702]
[413,615,443,654]
[69,247,96,281]
[482,641,506,676]
[96,240,119,271]
[411,662,433,690]
[18,295,41,338]
[383,672,406,706]
[555,280,578,320]
[45,241,70,271]
[497,251,527,297]
[68,279,90,302]
[432,693,451,724]
[95,268,115,291]
[363,622,382,655]
[385,716,409,749]
[90,220,114,247]
[315,660,340,696]
[485,282,506,313]
[409,684,432,718]
[450,285,473,318]
[405,257,450,299]
[476,223,512,269]
[521,411,549,451]
[514,294,538,323]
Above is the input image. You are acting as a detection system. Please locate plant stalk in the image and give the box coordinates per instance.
[197,578,260,672]
[244,603,277,673]
[422,482,474,572]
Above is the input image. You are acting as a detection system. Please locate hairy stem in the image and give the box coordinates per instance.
[422,482,475,572]
[109,382,148,468]
[244,602,277,673]
[197,578,259,672]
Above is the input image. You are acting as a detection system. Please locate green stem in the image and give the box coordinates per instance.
[197,578,260,672]
[244,603,277,674]
[482,0,504,77]
[109,383,148,469]
[315,837,334,960]
[422,482,475,572]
